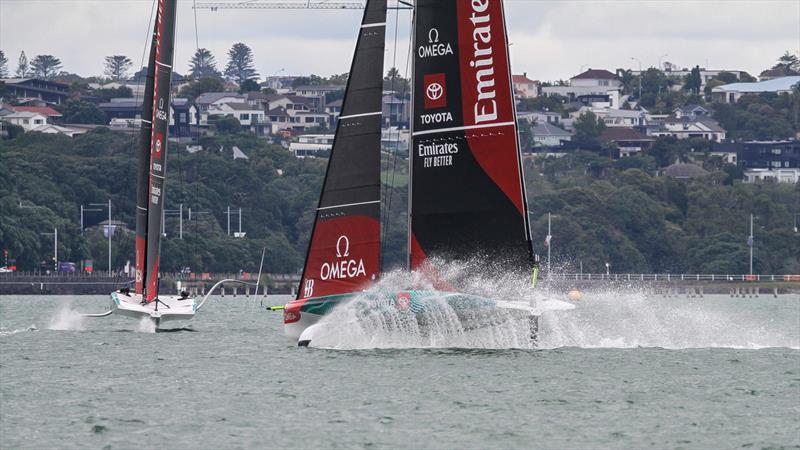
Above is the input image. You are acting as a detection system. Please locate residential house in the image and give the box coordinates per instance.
[673,105,711,120]
[715,140,800,183]
[265,107,329,134]
[648,116,726,142]
[512,73,539,98]
[170,98,197,137]
[381,126,410,152]
[541,69,622,108]
[382,93,409,126]
[288,134,334,158]
[530,122,571,148]
[266,94,316,113]
[711,76,800,103]
[664,161,710,180]
[599,127,654,157]
[0,104,63,121]
[293,85,342,111]
[630,68,750,89]
[195,92,246,125]
[0,111,85,137]
[207,102,265,128]
[517,110,561,126]
[98,97,197,136]
[572,106,648,128]
[325,98,343,124]
[0,78,70,104]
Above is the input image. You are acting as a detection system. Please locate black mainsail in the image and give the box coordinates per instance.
[134,29,158,296]
[294,0,387,304]
[409,0,532,284]
[143,0,178,302]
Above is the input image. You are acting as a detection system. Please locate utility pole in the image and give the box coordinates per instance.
[227,205,231,236]
[179,203,183,239]
[89,201,112,276]
[545,212,552,275]
[748,213,754,275]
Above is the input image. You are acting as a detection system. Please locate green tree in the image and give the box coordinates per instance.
[178,77,225,101]
[573,111,605,147]
[0,50,8,78]
[773,51,800,74]
[683,65,702,94]
[30,54,63,80]
[238,78,260,93]
[103,55,133,81]
[15,51,31,78]
[57,100,107,124]
[214,115,242,134]
[188,48,220,80]
[224,43,259,85]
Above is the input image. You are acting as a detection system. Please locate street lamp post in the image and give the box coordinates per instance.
[39,228,57,272]
[630,57,642,100]
[605,262,610,277]
[89,200,112,276]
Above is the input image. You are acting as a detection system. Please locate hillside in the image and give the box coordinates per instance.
[0,129,798,275]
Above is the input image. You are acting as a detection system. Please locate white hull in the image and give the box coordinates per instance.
[111,291,196,324]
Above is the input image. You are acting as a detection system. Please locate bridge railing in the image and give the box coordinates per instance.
[545,273,800,282]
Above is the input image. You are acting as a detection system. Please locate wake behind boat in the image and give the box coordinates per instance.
[279,0,572,346]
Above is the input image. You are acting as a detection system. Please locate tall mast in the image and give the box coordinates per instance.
[134,25,159,295]
[144,0,178,302]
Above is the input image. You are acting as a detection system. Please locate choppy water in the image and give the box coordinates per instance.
[1,292,799,449]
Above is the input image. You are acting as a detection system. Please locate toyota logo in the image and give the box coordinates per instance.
[426,82,443,101]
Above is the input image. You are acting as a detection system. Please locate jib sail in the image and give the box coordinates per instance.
[295,0,387,302]
[409,0,532,279]
[143,0,178,302]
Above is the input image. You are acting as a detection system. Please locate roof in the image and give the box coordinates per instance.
[6,105,62,117]
[712,76,800,93]
[531,122,571,136]
[195,92,245,105]
[663,116,726,133]
[665,162,710,179]
[266,107,290,117]
[571,69,617,80]
[600,127,652,142]
[2,111,46,119]
[219,102,260,111]
[294,85,344,92]
[674,104,709,114]
[246,91,270,101]
[512,74,538,84]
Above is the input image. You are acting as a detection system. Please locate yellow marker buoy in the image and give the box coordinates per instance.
[568,290,583,301]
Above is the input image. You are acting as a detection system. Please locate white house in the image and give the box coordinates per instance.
[512,73,539,99]
[195,92,247,124]
[2,111,48,130]
[744,168,800,184]
[289,134,335,158]
[648,117,727,142]
[571,106,648,128]
[531,122,571,148]
[207,102,265,127]
[517,110,561,126]
[711,76,800,103]
[542,69,622,108]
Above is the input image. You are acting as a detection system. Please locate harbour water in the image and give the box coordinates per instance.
[1,293,798,449]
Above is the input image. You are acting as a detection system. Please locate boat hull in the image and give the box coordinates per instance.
[111,291,196,324]
[283,290,535,343]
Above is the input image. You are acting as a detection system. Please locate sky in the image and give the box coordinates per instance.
[1,0,798,82]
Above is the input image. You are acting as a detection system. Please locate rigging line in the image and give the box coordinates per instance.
[380,2,401,264]
[193,0,200,50]
[381,10,411,267]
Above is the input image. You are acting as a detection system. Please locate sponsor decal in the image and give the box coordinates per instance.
[418,141,458,168]
[284,309,300,324]
[423,73,447,110]
[154,133,163,155]
[395,292,410,311]
[319,235,366,281]
[420,111,453,125]
[418,27,454,59]
[467,0,498,124]
[303,279,314,298]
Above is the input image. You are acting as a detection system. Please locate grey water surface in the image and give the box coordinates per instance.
[1,294,798,449]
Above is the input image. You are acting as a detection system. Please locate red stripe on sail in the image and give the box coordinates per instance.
[455,0,524,215]
[297,215,380,301]
[146,256,159,302]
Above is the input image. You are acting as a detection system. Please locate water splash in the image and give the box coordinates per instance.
[136,316,157,333]
[47,303,87,331]
[303,260,800,350]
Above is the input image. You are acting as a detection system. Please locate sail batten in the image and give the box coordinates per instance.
[409,0,532,278]
[295,0,387,302]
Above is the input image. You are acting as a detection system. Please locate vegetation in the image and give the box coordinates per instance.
[103,55,133,81]
[1,130,797,276]
[188,48,221,80]
[0,50,8,78]
[224,43,259,85]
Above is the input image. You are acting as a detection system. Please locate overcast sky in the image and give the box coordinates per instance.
[1,0,798,81]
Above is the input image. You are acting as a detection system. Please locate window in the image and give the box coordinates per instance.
[240,114,250,121]
[771,148,782,155]
[305,117,314,123]
[34,119,43,124]
[22,119,29,124]
[771,161,781,168]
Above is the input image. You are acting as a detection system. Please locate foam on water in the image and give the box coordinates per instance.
[136,316,157,333]
[304,261,800,350]
[47,302,87,331]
